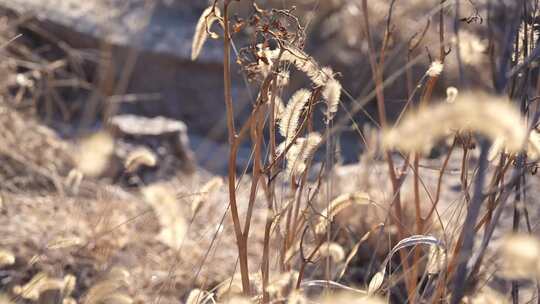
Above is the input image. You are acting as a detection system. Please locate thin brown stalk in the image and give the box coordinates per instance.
[222,0,250,294]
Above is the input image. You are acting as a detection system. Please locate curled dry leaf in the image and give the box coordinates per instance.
[191,6,221,61]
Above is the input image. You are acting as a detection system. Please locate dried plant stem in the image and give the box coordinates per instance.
[222,0,250,295]
[261,75,280,304]
[361,3,413,294]
[450,139,490,304]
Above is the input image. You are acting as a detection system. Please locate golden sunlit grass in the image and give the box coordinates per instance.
[2,1,540,304]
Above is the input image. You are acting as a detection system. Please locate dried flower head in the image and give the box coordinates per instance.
[383,92,527,154]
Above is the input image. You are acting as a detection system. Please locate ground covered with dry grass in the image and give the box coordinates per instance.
[2,1,540,304]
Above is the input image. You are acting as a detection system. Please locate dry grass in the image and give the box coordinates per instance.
[1,1,540,304]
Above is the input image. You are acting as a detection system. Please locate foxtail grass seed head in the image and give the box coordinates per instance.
[267,271,299,297]
[323,78,341,120]
[0,294,13,304]
[285,132,322,175]
[383,92,527,154]
[274,95,285,121]
[124,148,157,173]
[463,288,508,304]
[426,61,444,77]
[13,272,50,300]
[489,129,540,162]
[279,89,311,145]
[186,288,211,304]
[0,249,14,267]
[84,268,131,304]
[142,185,187,249]
[278,47,332,86]
[276,71,290,88]
[318,242,345,262]
[315,192,370,235]
[191,177,223,217]
[527,129,540,160]
[75,132,114,177]
[63,274,76,298]
[47,236,82,250]
[426,245,446,274]
[499,233,540,280]
[453,31,487,66]
[191,6,221,61]
[65,169,83,194]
